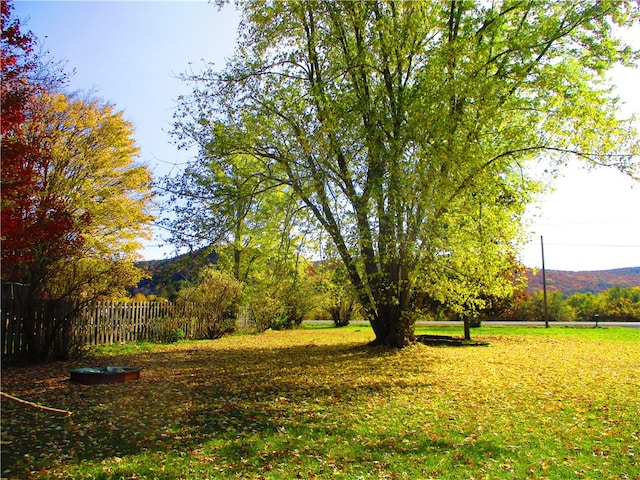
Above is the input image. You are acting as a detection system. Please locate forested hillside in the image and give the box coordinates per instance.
[135,250,639,299]
[134,249,218,298]
[526,267,640,295]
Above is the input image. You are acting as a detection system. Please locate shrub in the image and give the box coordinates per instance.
[165,328,186,343]
[247,294,283,332]
[176,267,243,339]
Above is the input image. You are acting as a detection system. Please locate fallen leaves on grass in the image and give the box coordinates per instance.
[2,327,639,479]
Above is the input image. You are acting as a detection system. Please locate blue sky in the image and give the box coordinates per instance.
[12,1,640,271]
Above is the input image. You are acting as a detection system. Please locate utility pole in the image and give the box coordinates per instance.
[541,235,549,328]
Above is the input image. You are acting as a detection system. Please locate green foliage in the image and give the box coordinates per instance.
[566,291,602,321]
[172,0,639,347]
[598,285,640,321]
[163,143,321,332]
[509,285,640,322]
[327,297,357,328]
[512,290,576,322]
[176,266,243,339]
[165,328,186,343]
[315,261,361,327]
[243,260,322,332]
[246,292,284,333]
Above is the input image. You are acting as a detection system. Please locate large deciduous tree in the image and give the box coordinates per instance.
[12,91,155,299]
[1,0,65,281]
[173,0,639,347]
[1,92,154,360]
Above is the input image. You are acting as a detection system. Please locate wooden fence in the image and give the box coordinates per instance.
[76,302,251,346]
[2,290,253,360]
[76,301,178,346]
[2,284,81,361]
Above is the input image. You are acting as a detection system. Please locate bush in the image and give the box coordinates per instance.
[165,328,186,343]
[247,295,283,332]
[176,267,243,339]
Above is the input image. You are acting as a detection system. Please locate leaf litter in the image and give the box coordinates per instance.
[1,327,639,479]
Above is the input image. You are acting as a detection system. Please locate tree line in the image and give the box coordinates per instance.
[131,258,640,333]
[509,286,640,323]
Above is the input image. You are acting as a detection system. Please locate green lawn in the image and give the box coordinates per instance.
[2,325,639,479]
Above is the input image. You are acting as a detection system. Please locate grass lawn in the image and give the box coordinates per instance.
[2,325,639,479]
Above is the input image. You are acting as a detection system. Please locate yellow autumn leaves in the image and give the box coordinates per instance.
[1,327,639,479]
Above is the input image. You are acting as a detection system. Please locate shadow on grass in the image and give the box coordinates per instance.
[416,334,490,347]
[1,335,503,478]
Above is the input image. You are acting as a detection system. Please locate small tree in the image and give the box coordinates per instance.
[162,149,320,331]
[514,291,575,323]
[241,257,319,331]
[316,261,359,327]
[599,286,640,321]
[176,266,243,339]
[566,291,602,322]
[277,272,319,329]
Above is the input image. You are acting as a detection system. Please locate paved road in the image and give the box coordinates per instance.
[424,320,640,329]
[307,320,640,329]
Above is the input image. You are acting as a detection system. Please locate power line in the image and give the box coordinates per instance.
[543,243,640,248]
[532,219,640,226]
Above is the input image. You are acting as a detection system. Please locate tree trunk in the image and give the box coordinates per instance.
[387,312,415,347]
[368,291,415,347]
[463,318,471,341]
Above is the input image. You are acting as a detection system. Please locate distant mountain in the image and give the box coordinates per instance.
[133,248,218,297]
[133,249,639,298]
[525,267,640,295]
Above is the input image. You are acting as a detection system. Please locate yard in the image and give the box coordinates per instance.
[2,325,639,479]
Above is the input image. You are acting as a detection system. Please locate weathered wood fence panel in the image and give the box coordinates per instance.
[1,283,80,360]
[76,301,179,346]
[2,294,251,359]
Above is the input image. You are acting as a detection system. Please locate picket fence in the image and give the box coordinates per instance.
[76,301,251,346]
[2,296,252,359]
[77,301,180,346]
